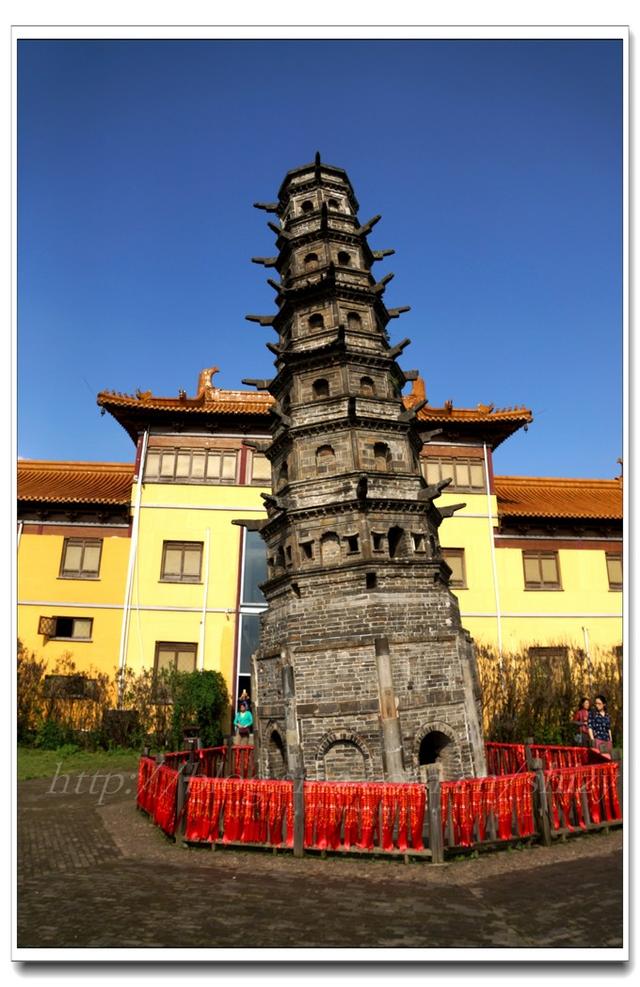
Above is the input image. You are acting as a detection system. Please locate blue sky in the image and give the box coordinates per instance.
[17,38,623,478]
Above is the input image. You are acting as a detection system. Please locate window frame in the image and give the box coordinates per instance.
[522,550,562,591]
[605,552,622,591]
[160,540,204,584]
[46,616,94,641]
[249,451,272,485]
[421,456,486,493]
[442,547,467,588]
[153,641,198,676]
[144,447,239,485]
[59,537,103,579]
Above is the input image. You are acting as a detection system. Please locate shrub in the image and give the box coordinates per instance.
[167,669,230,750]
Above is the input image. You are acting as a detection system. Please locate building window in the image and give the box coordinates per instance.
[442,548,467,588]
[374,442,392,471]
[241,530,267,604]
[337,250,351,265]
[312,378,330,399]
[412,532,426,553]
[38,616,93,640]
[59,538,102,579]
[359,376,375,397]
[301,199,314,213]
[160,541,203,583]
[347,311,362,329]
[144,448,238,484]
[250,453,271,484]
[422,456,485,492]
[327,197,340,210]
[522,550,561,590]
[346,534,360,554]
[308,313,325,331]
[154,642,197,675]
[606,552,622,591]
[304,252,319,269]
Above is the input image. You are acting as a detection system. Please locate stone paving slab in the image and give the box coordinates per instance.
[16,772,624,951]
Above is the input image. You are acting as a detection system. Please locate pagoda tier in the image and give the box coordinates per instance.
[243,155,486,783]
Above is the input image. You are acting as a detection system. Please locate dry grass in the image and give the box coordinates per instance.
[477,642,622,745]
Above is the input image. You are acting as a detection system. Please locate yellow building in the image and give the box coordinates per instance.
[17,368,623,704]
[17,460,133,677]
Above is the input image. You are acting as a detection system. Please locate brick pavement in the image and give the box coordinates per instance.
[16,769,624,950]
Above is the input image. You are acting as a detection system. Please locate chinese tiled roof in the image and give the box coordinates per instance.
[98,368,533,447]
[494,476,623,520]
[17,460,134,505]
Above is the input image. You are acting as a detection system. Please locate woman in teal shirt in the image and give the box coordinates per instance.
[233,701,253,744]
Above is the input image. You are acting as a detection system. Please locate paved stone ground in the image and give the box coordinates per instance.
[17,769,624,950]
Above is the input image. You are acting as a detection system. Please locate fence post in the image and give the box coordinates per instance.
[612,749,623,814]
[426,764,444,864]
[293,771,305,859]
[524,737,534,770]
[531,757,552,847]
[175,763,189,842]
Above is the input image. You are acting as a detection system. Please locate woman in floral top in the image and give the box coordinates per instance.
[588,694,613,753]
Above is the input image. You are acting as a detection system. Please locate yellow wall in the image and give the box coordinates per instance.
[435,490,622,654]
[124,480,267,685]
[17,528,130,676]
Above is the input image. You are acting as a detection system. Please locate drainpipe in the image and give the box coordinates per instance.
[198,527,211,670]
[17,521,23,549]
[117,428,149,705]
[483,443,503,659]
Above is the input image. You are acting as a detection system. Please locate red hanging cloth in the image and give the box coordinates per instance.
[408,784,426,851]
[343,784,361,850]
[381,784,398,851]
[357,784,381,850]
[495,776,513,840]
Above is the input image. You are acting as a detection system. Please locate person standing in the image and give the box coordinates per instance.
[572,697,591,745]
[233,701,253,745]
[588,694,613,755]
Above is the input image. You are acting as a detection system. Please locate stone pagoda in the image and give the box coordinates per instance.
[240,155,486,782]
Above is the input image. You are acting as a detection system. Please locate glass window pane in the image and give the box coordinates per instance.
[191,452,206,478]
[72,619,92,638]
[157,648,175,671]
[524,556,540,584]
[469,463,484,488]
[63,543,83,571]
[182,547,202,577]
[206,452,221,478]
[541,557,558,584]
[82,544,101,573]
[441,460,455,482]
[163,548,183,576]
[455,463,470,488]
[239,613,261,673]
[176,648,196,672]
[242,530,267,603]
[160,452,175,477]
[221,453,237,479]
[145,452,160,477]
[425,462,440,485]
[251,453,271,481]
[607,556,622,586]
[175,453,191,477]
[443,550,464,584]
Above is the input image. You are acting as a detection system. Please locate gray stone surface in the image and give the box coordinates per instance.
[17,772,623,950]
